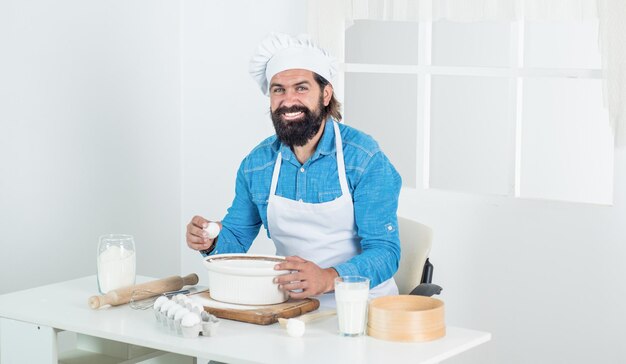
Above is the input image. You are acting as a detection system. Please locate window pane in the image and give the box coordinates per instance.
[430,75,514,195]
[432,20,510,67]
[345,20,419,65]
[525,20,601,69]
[520,78,613,204]
[344,73,418,188]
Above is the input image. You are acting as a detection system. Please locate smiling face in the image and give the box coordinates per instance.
[269,69,332,147]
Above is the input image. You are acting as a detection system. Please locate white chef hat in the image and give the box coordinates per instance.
[249,33,338,96]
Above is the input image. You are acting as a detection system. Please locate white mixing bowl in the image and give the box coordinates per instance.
[203,254,290,305]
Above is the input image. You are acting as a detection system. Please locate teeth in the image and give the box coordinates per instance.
[284,111,302,117]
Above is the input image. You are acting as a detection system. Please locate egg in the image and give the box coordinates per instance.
[174,308,191,321]
[153,296,169,310]
[160,300,175,313]
[190,302,205,314]
[167,304,183,319]
[174,293,187,304]
[181,312,201,327]
[205,222,221,239]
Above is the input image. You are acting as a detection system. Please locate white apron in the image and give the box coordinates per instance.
[267,121,398,299]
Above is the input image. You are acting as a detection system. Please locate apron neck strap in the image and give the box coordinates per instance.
[270,152,282,195]
[333,121,350,195]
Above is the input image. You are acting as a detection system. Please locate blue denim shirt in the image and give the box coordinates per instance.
[210,119,402,288]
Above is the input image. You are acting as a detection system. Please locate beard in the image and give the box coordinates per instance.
[270,95,326,147]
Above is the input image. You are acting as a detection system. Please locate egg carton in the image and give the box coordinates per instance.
[152,294,220,338]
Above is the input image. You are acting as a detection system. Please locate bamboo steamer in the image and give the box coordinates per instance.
[367,295,446,342]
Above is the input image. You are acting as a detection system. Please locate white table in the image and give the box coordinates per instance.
[0,276,490,364]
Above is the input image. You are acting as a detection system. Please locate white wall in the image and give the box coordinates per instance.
[179,0,307,285]
[400,148,626,363]
[0,0,181,295]
[0,0,306,305]
[2,1,624,363]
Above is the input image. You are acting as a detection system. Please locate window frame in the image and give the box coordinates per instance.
[342,19,610,204]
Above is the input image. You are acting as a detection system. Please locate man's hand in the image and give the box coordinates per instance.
[186,215,221,251]
[274,256,339,299]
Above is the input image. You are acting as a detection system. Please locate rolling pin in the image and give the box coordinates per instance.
[88,273,199,309]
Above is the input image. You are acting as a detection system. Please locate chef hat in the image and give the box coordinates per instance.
[249,33,338,96]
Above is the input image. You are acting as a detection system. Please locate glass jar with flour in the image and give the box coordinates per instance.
[97,234,136,294]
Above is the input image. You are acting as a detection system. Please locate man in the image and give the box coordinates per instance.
[186,33,401,300]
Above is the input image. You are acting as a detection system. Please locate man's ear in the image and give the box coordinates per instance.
[323,84,333,106]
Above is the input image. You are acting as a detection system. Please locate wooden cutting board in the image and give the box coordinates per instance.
[191,291,319,325]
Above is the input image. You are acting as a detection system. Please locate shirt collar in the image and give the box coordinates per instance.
[277,117,336,165]
[314,118,336,157]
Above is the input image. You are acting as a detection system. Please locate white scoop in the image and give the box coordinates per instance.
[278,310,337,337]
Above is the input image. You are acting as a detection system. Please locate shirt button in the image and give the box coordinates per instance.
[300,167,305,173]
[387,225,393,231]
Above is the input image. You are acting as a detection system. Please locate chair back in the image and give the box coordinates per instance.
[394,217,434,294]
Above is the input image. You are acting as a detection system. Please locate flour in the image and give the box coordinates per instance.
[97,245,136,293]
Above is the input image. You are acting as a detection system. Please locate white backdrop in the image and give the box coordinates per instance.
[1,1,625,363]
[0,0,181,295]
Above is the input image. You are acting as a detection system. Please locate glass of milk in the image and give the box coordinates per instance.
[334,276,370,337]
[97,234,136,294]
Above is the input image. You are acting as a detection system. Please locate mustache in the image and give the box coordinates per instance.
[274,105,310,116]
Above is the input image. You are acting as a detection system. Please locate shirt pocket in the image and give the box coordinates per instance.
[318,189,343,203]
